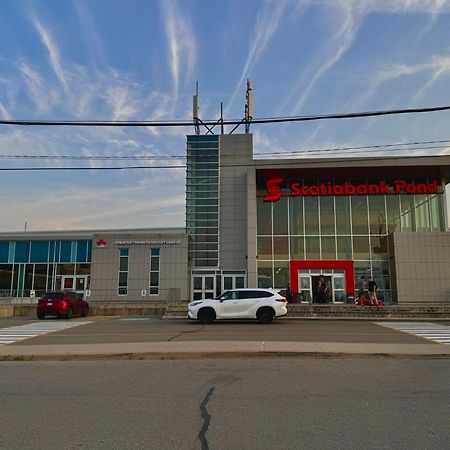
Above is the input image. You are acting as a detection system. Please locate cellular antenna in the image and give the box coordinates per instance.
[193,81,200,135]
[245,79,254,134]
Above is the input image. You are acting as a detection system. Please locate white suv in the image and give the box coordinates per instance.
[188,288,288,324]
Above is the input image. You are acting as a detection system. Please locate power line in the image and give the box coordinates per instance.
[1,152,449,171]
[1,105,450,127]
[0,138,449,161]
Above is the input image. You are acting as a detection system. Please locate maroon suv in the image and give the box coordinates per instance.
[37,291,89,320]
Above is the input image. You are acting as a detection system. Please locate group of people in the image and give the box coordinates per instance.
[356,276,381,306]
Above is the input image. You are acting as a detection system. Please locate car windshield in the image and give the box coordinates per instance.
[42,292,64,299]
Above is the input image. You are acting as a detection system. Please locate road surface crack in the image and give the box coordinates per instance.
[198,386,215,450]
[166,326,205,342]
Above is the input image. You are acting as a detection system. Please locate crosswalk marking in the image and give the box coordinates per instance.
[376,322,450,345]
[0,321,91,346]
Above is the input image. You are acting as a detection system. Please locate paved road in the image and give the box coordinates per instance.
[1,358,449,450]
[1,316,447,346]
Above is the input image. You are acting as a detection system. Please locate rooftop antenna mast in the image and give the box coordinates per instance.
[193,81,200,135]
[245,79,253,134]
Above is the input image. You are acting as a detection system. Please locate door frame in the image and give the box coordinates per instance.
[290,260,355,300]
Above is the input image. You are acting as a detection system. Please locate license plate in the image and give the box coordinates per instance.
[47,302,52,305]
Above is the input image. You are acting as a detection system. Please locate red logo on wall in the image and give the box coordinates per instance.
[263,177,284,201]
[96,239,106,247]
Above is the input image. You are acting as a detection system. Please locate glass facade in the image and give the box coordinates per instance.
[256,174,446,302]
[0,240,92,297]
[186,135,219,267]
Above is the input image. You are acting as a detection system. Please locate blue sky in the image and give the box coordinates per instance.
[0,0,450,231]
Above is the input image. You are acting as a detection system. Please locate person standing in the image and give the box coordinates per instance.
[368,277,378,306]
[357,276,367,305]
[286,283,293,303]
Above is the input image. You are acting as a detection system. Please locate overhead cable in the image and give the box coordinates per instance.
[1,105,450,127]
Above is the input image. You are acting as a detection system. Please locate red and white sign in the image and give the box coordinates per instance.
[263,178,441,202]
[96,239,107,247]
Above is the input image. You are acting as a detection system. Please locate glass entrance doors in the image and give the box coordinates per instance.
[222,274,245,291]
[298,269,346,303]
[61,276,89,294]
[192,274,216,301]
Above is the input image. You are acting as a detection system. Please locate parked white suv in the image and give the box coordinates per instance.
[188,288,288,324]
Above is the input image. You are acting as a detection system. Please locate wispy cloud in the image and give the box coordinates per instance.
[226,0,287,113]
[30,14,70,93]
[160,0,196,112]
[282,0,450,116]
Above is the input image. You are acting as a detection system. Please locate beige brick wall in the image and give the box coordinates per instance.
[90,232,188,303]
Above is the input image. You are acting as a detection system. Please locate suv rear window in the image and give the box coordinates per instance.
[42,292,64,299]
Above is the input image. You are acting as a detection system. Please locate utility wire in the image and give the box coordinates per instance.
[1,152,449,171]
[1,105,450,127]
[0,139,449,161]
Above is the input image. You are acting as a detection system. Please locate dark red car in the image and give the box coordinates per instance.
[37,291,89,320]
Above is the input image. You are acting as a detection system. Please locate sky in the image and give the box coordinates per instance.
[0,0,450,231]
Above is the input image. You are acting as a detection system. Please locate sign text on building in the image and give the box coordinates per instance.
[263,178,441,202]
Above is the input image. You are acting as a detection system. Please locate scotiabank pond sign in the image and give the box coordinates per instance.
[263,178,441,202]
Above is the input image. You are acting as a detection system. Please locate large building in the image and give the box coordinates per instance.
[1,133,450,304]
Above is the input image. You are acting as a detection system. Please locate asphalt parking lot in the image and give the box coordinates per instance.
[1,315,447,346]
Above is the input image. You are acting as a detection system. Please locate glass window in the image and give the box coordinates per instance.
[354,261,371,287]
[290,236,304,260]
[60,241,71,262]
[149,248,160,295]
[321,236,336,260]
[351,197,369,235]
[304,197,319,235]
[369,196,386,235]
[0,264,13,290]
[415,195,430,231]
[429,194,444,231]
[273,237,289,259]
[370,236,388,260]
[305,236,320,260]
[257,237,272,260]
[33,264,48,291]
[386,196,401,233]
[353,236,370,260]
[337,237,352,259]
[273,197,288,235]
[29,241,49,263]
[274,262,289,289]
[76,241,88,263]
[289,196,304,235]
[15,241,30,263]
[400,195,415,231]
[320,197,335,235]
[335,197,351,234]
[118,248,129,295]
[257,261,273,288]
[257,198,272,235]
[56,264,75,276]
[0,242,9,263]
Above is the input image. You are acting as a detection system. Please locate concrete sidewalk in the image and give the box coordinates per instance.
[1,340,449,360]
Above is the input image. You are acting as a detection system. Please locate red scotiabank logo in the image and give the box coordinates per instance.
[264,177,285,201]
[96,239,106,248]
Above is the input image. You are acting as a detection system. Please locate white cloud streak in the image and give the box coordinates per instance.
[226,0,287,113]
[160,0,196,111]
[30,14,70,93]
[282,0,450,115]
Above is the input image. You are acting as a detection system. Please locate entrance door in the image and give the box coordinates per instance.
[61,276,88,296]
[192,275,216,301]
[311,275,332,304]
[222,274,246,291]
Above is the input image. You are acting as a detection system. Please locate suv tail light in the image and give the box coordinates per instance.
[276,297,287,302]
[61,300,68,310]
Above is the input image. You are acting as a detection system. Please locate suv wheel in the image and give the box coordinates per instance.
[65,307,73,320]
[81,305,89,317]
[257,308,274,324]
[198,308,215,324]
[37,313,45,320]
